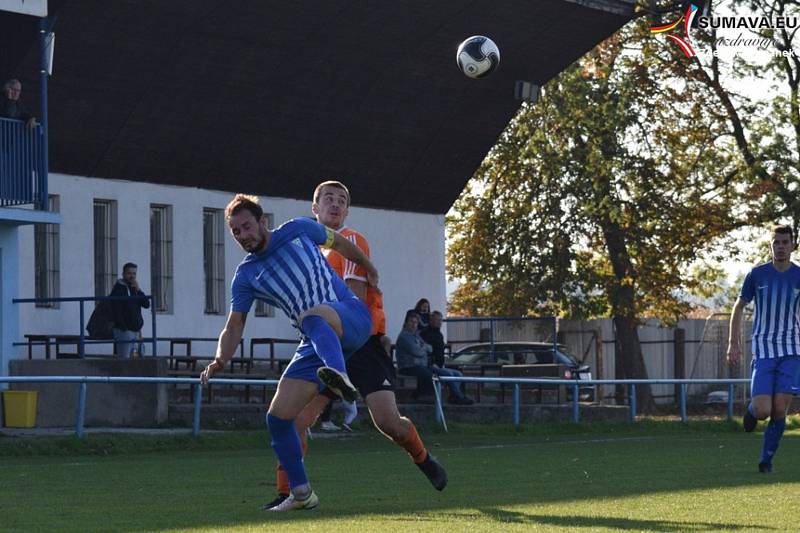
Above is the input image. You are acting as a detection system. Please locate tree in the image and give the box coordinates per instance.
[448,22,748,410]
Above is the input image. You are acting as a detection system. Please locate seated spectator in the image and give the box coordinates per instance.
[396,310,473,405]
[420,310,445,368]
[1,79,37,128]
[414,298,431,330]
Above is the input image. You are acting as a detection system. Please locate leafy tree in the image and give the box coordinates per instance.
[448,22,749,410]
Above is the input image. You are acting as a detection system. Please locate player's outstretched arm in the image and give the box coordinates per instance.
[330,232,379,288]
[726,298,746,366]
[201,310,246,385]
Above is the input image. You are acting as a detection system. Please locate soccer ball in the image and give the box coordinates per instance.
[456,35,500,79]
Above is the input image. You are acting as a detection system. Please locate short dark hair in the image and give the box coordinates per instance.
[772,224,795,244]
[225,193,263,220]
[431,310,443,318]
[122,262,137,272]
[313,180,351,206]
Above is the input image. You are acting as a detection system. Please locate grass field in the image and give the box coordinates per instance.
[1,420,799,532]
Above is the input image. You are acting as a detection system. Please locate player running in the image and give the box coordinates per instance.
[727,224,800,473]
[263,180,447,511]
[201,193,378,510]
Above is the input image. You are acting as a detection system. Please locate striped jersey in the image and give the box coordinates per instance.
[323,226,386,336]
[740,262,800,359]
[230,217,358,331]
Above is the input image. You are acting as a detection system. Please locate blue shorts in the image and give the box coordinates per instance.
[281,298,371,386]
[751,356,800,397]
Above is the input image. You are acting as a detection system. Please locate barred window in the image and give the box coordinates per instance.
[150,204,174,313]
[34,195,60,308]
[203,208,225,314]
[93,199,117,297]
[255,212,275,318]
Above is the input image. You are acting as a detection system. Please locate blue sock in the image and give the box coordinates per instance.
[760,417,786,465]
[267,413,308,489]
[747,403,755,417]
[301,315,346,373]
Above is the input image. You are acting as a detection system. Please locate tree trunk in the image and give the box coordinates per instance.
[601,216,656,412]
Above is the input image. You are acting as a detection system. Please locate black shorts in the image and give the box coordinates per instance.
[347,334,397,397]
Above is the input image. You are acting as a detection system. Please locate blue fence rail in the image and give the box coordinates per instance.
[433,376,751,429]
[13,295,157,358]
[0,117,47,209]
[0,376,280,438]
[1,376,750,438]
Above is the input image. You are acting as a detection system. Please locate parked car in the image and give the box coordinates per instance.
[447,341,595,401]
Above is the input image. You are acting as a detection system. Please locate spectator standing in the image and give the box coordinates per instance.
[110,262,149,358]
[414,298,431,330]
[1,79,37,128]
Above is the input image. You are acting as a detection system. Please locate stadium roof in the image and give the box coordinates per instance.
[1,0,635,214]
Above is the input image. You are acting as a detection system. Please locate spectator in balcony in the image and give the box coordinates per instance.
[420,310,446,368]
[1,79,38,128]
[396,310,473,405]
[110,262,150,358]
[414,298,431,330]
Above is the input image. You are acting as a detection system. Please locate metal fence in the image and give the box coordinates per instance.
[432,375,751,431]
[0,116,47,209]
[1,375,750,438]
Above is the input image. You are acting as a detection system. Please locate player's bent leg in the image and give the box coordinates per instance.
[299,307,345,373]
[365,390,447,491]
[750,395,773,420]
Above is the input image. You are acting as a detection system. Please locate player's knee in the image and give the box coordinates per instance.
[374,413,405,440]
[752,404,771,419]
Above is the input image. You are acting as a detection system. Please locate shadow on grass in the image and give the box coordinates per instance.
[475,508,769,531]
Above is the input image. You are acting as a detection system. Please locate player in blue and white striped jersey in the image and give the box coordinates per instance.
[200,194,377,510]
[728,225,800,473]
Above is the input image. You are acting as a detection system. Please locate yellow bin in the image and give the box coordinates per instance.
[3,390,38,428]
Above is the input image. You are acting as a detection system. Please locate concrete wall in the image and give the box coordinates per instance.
[12,173,447,364]
[8,358,168,427]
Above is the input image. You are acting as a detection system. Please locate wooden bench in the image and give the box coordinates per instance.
[250,337,298,370]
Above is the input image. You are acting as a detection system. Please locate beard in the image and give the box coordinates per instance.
[242,231,267,253]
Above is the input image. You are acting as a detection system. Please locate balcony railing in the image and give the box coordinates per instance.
[0,116,47,209]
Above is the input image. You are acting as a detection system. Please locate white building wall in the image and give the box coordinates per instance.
[15,173,446,359]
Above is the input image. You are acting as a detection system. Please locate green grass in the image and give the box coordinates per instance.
[1,421,798,532]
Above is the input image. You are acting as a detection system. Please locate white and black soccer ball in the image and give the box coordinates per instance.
[456,35,500,79]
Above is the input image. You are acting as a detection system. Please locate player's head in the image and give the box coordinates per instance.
[312,180,350,230]
[414,298,430,314]
[429,310,443,328]
[403,310,420,331]
[226,194,268,253]
[770,224,795,263]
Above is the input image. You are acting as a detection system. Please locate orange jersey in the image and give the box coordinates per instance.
[323,227,386,336]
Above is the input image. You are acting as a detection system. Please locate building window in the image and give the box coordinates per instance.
[34,195,60,308]
[255,212,275,317]
[203,208,225,314]
[150,204,173,313]
[93,199,117,297]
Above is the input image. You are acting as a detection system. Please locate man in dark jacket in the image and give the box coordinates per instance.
[1,79,37,128]
[110,262,149,357]
[420,310,446,368]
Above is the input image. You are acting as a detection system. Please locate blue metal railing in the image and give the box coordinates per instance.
[0,117,47,209]
[13,295,157,358]
[433,376,751,429]
[0,375,751,438]
[0,375,279,438]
